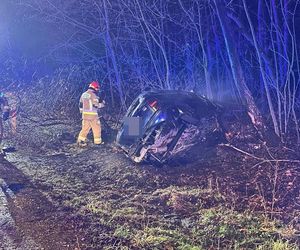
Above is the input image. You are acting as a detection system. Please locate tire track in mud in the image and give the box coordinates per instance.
[0,157,80,250]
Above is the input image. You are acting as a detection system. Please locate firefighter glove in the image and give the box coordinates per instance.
[99,101,105,108]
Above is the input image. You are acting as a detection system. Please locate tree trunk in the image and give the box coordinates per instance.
[213,0,264,132]
[242,0,280,136]
[102,0,125,108]
[135,0,171,89]
[178,0,213,98]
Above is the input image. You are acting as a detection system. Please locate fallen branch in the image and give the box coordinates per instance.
[220,143,300,164]
[220,143,262,160]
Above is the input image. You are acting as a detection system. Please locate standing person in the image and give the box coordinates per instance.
[0,92,10,150]
[77,81,105,147]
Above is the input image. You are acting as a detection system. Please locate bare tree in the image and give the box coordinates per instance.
[213,0,264,132]
[242,0,279,136]
[5,0,300,143]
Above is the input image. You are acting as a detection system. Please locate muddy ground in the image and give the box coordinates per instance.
[1,116,300,249]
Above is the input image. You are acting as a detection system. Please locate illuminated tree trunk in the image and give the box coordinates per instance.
[103,0,125,107]
[213,0,264,132]
[242,0,279,136]
[257,0,265,96]
[179,0,213,99]
[135,0,171,89]
[137,16,164,88]
[271,0,284,87]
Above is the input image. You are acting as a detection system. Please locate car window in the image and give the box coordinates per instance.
[126,97,140,117]
[134,104,155,129]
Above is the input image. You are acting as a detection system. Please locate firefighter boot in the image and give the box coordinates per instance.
[77,140,88,148]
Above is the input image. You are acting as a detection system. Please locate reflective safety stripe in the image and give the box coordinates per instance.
[82,112,98,115]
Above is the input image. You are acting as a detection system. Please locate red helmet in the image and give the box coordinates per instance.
[89,81,100,91]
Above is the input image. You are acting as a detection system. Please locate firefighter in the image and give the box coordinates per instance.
[77,81,105,147]
[0,92,10,148]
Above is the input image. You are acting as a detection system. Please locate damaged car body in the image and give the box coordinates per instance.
[116,90,225,163]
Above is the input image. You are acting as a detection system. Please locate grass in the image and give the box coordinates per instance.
[257,240,299,250]
[70,186,298,249]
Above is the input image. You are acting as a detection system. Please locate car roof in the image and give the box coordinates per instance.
[140,90,220,118]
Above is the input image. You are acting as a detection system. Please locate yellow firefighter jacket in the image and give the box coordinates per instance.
[79,89,104,120]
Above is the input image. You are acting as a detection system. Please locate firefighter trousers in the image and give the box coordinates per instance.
[77,119,102,144]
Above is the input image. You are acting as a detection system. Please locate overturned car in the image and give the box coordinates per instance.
[116,90,225,164]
